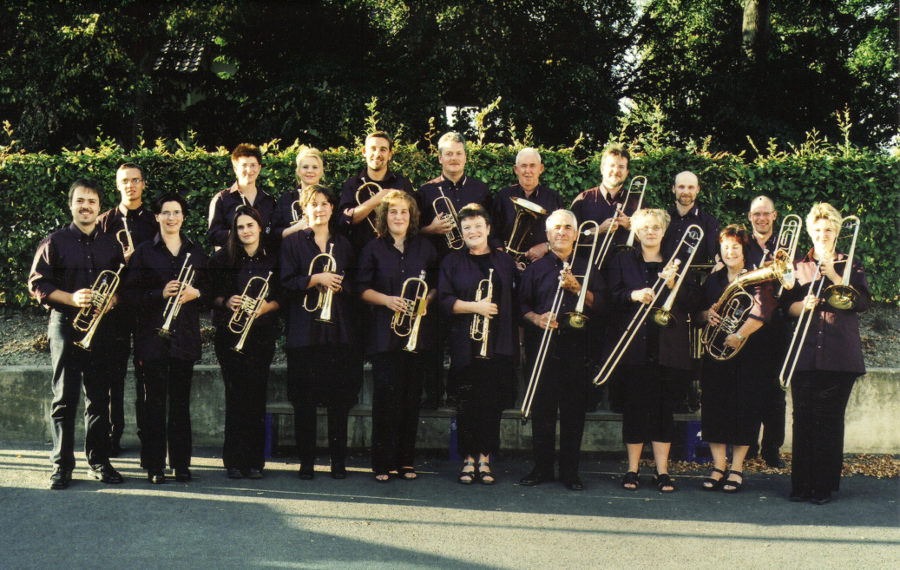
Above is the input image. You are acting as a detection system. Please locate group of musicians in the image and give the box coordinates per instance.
[28,132,869,505]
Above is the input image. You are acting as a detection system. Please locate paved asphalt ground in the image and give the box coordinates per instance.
[1,442,897,569]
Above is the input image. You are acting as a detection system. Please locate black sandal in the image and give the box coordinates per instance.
[621,471,640,490]
[477,461,495,485]
[723,470,743,493]
[458,459,476,485]
[701,467,726,491]
[654,472,676,493]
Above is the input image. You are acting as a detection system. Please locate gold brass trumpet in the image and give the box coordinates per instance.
[433,187,464,250]
[356,181,383,234]
[392,270,429,353]
[116,217,134,257]
[825,215,861,310]
[229,271,273,354]
[73,263,125,350]
[303,243,338,324]
[562,220,601,329]
[504,197,547,262]
[158,253,195,338]
[470,268,494,359]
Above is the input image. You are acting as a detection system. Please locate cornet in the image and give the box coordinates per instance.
[391,270,429,352]
[116,217,134,257]
[73,263,124,350]
[356,181,383,234]
[432,187,464,250]
[229,271,272,354]
[158,253,195,339]
[303,243,338,324]
[470,269,494,358]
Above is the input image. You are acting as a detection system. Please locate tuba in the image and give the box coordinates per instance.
[470,268,494,358]
[229,271,273,354]
[355,181,383,234]
[700,250,795,360]
[504,197,547,262]
[158,253,195,338]
[116,217,134,258]
[391,270,429,352]
[73,263,125,350]
[432,187,464,250]
[303,243,338,324]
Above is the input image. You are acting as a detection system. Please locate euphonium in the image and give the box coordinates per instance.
[432,188,464,250]
[562,220,601,329]
[229,271,273,354]
[355,181,383,234]
[824,215,861,310]
[73,263,124,350]
[391,270,428,353]
[470,268,494,359]
[700,250,795,360]
[116,217,134,257]
[504,197,547,262]
[158,253,195,338]
[303,243,338,324]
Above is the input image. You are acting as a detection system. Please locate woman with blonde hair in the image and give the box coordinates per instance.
[272,147,326,240]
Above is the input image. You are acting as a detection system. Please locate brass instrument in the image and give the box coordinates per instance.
[592,225,704,386]
[593,176,648,270]
[824,215,861,310]
[768,214,802,297]
[73,263,124,350]
[229,271,273,354]
[355,181,383,234]
[562,220,601,329]
[116,217,134,257]
[391,270,429,353]
[521,262,569,423]
[700,250,795,360]
[592,203,624,271]
[470,268,494,359]
[432,187,464,250]
[303,243,338,324]
[158,253,195,338]
[621,176,647,249]
[779,260,826,390]
[650,225,707,328]
[290,191,304,225]
[686,313,703,360]
[504,197,547,262]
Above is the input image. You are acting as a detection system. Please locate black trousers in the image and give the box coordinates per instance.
[105,312,136,440]
[455,357,508,458]
[621,364,679,444]
[758,374,786,453]
[791,371,856,496]
[370,351,424,474]
[215,332,274,471]
[47,311,111,469]
[139,358,194,471]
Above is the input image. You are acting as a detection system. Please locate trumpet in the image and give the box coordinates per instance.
[356,181,383,234]
[562,220,601,329]
[392,270,429,352]
[73,263,124,350]
[779,260,826,390]
[158,253,195,338]
[650,224,706,328]
[521,262,569,423]
[504,197,547,262]
[116,217,134,257]
[824,216,861,310]
[592,225,704,386]
[433,187,464,250]
[229,271,273,354]
[470,268,494,359]
[303,243,338,323]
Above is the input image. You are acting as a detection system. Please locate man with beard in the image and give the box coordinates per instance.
[661,171,720,266]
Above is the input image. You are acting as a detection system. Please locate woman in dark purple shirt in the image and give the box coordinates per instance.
[781,203,870,505]
[280,185,358,480]
[271,147,326,241]
[359,191,438,482]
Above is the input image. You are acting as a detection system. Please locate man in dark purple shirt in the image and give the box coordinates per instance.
[492,147,562,268]
[207,143,276,249]
[97,162,158,456]
[28,178,126,489]
[338,131,415,252]
[661,171,721,266]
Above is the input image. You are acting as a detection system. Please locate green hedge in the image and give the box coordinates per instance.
[2,138,897,306]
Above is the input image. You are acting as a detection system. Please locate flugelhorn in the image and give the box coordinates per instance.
[470,268,494,358]
[303,243,338,323]
[73,263,124,350]
[356,181,383,234]
[504,197,547,262]
[824,215,861,310]
[592,225,704,386]
[779,259,826,390]
[650,224,705,328]
[392,270,428,353]
[433,187,464,250]
[116,217,134,257]
[230,271,272,354]
[158,253,195,338]
[562,220,600,329]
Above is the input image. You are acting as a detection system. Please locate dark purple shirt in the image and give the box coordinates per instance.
[357,234,438,355]
[280,229,356,348]
[97,204,158,253]
[780,251,869,375]
[492,184,562,258]
[338,169,415,251]
[208,246,281,340]
[271,186,304,239]
[747,233,778,270]
[661,205,721,266]
[570,184,643,249]
[29,223,125,316]
[417,174,493,257]
[207,183,276,248]
[439,249,520,368]
[122,234,209,362]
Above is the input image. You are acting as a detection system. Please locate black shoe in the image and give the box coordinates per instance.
[518,470,553,487]
[88,463,123,484]
[227,467,243,479]
[298,465,315,480]
[245,468,263,480]
[789,491,809,502]
[330,464,347,479]
[174,468,192,482]
[563,477,584,491]
[109,436,123,458]
[810,490,832,505]
[147,469,166,484]
[762,452,786,469]
[49,467,72,490]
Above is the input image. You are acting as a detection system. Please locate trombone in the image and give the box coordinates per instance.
[824,216,861,310]
[650,225,706,328]
[592,225,704,386]
[779,260,826,390]
[432,187,464,250]
[391,270,429,352]
[521,262,569,423]
[504,197,547,262]
[594,176,647,270]
[229,271,273,354]
[303,243,338,324]
[73,263,124,350]
[356,181,383,234]
[561,220,600,329]
[470,268,494,359]
[768,214,802,298]
[620,176,647,250]
[116,217,134,258]
[158,253,195,338]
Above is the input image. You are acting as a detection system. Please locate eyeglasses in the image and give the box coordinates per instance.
[119,178,143,186]
[750,211,775,218]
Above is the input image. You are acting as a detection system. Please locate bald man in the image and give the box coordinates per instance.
[660,171,720,266]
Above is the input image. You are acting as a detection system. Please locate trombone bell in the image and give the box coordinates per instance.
[824,284,858,311]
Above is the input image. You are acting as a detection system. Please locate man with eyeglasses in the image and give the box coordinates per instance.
[98,163,159,456]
